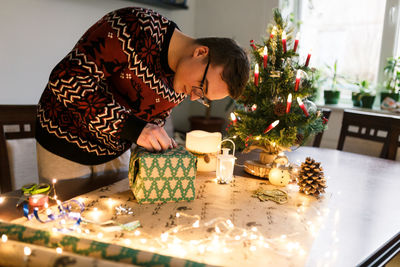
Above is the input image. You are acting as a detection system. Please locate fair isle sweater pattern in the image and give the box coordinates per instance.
[36,7,185,165]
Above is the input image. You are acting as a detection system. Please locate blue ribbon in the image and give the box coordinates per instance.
[23,199,85,232]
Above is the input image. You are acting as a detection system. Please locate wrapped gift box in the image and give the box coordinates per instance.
[128,146,197,204]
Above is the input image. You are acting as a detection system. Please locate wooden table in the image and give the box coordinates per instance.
[1,147,400,266]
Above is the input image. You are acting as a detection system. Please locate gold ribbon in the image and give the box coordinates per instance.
[252,188,288,204]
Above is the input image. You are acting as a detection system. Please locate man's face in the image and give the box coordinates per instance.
[173,48,229,102]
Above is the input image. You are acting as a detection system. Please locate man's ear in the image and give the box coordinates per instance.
[193,46,209,58]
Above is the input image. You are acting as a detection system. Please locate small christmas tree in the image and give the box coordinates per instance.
[228,9,326,156]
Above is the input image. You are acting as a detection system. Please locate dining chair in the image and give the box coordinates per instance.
[337,109,400,160]
[0,105,37,193]
[312,108,331,147]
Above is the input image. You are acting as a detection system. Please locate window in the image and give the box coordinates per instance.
[281,0,394,105]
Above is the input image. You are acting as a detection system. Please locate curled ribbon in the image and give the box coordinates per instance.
[23,199,84,232]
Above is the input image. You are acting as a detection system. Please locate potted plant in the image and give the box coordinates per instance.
[309,68,327,103]
[352,80,375,109]
[323,60,344,105]
[382,57,400,103]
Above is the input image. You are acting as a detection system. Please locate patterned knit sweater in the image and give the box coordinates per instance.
[35,7,186,165]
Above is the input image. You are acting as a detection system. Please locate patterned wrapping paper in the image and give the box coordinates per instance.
[0,221,207,267]
[0,239,133,267]
[10,174,331,267]
[129,146,197,204]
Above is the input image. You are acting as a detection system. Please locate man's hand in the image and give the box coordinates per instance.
[137,123,177,152]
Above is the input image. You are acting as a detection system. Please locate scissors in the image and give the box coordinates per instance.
[16,183,51,207]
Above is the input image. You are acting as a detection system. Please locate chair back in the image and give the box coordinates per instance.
[337,109,400,160]
[0,105,37,192]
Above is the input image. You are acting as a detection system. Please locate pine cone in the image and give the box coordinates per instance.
[297,157,327,197]
[274,103,286,116]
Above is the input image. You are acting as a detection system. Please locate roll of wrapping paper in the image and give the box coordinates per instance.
[0,239,133,267]
[0,222,208,267]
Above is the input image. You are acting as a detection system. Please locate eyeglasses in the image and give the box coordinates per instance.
[191,59,210,107]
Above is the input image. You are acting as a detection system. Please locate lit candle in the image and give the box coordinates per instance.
[263,46,268,68]
[251,104,257,111]
[230,112,237,123]
[263,120,279,134]
[286,93,292,113]
[297,97,309,117]
[293,32,300,52]
[250,40,257,51]
[305,52,311,67]
[186,130,222,172]
[254,64,259,86]
[270,26,277,39]
[294,70,301,91]
[282,31,287,53]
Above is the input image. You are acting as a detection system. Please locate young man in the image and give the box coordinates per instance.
[35,7,249,182]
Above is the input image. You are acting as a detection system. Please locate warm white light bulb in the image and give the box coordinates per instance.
[24,246,32,256]
[0,197,5,204]
[296,97,304,106]
[1,234,7,243]
[56,247,62,254]
[287,93,292,103]
[296,69,301,79]
[263,46,268,56]
[254,63,259,74]
[52,179,57,184]
[161,233,169,242]
[230,112,237,122]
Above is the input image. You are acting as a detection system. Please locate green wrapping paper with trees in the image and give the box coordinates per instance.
[129,146,197,204]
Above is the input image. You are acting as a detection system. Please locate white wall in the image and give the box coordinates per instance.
[0,0,196,104]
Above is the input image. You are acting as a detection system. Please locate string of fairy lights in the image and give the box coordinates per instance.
[0,175,332,264]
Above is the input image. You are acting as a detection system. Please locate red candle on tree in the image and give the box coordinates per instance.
[263,46,268,69]
[297,97,309,117]
[263,120,280,134]
[293,32,300,52]
[250,40,257,51]
[254,64,259,86]
[305,52,311,67]
[286,93,292,113]
[294,70,301,92]
[282,31,287,53]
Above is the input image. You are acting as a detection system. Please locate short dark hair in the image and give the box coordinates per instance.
[195,37,250,99]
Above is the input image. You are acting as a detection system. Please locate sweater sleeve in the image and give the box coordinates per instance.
[47,14,147,148]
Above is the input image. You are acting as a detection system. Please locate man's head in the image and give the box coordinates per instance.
[173,37,250,102]
[194,37,250,100]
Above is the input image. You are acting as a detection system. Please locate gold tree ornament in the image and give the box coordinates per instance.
[297,157,327,197]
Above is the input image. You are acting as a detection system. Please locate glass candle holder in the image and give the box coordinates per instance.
[216,139,236,184]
